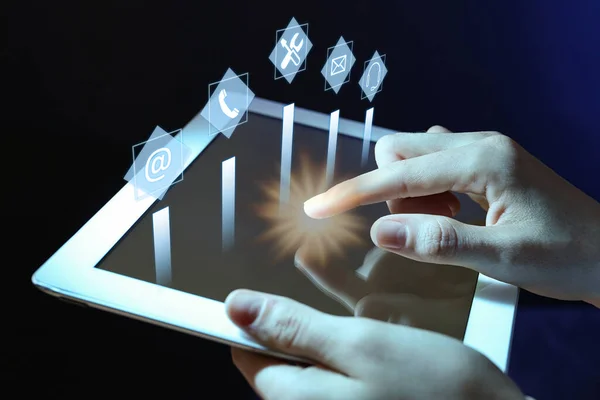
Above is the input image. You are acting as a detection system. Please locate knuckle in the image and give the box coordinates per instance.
[485,133,518,154]
[387,162,411,198]
[415,218,459,259]
[482,134,520,167]
[260,301,339,364]
[429,124,447,132]
[374,134,397,163]
[263,302,307,351]
[472,134,521,188]
[375,133,395,152]
[480,130,502,137]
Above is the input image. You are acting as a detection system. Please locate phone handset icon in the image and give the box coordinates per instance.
[218,89,239,119]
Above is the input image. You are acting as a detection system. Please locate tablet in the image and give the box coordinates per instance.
[32,97,518,371]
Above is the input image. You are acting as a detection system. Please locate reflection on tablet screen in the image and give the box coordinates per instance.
[97,112,478,340]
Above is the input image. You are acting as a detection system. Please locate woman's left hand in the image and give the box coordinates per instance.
[225,289,526,400]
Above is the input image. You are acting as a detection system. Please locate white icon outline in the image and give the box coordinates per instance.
[360,53,387,100]
[207,72,250,138]
[279,32,304,70]
[132,129,184,201]
[330,54,347,76]
[273,22,310,80]
[365,62,381,91]
[145,147,172,183]
[218,89,240,119]
[323,40,354,92]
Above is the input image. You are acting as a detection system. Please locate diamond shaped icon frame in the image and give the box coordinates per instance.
[358,51,388,102]
[269,17,313,83]
[200,68,255,139]
[126,126,192,201]
[321,36,355,94]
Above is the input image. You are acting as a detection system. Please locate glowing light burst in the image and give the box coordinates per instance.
[255,153,365,265]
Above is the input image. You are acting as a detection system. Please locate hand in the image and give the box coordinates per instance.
[304,126,600,306]
[295,245,475,339]
[225,289,526,400]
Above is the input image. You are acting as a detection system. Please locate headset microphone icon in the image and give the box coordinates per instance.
[365,61,381,92]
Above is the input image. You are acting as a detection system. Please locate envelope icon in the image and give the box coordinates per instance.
[330,54,347,76]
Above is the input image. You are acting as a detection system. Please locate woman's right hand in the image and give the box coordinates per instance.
[304,126,600,306]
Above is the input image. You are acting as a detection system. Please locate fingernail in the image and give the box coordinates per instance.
[375,220,407,249]
[225,290,265,328]
[304,195,326,218]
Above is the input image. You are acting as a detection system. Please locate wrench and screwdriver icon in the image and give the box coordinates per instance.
[279,32,304,70]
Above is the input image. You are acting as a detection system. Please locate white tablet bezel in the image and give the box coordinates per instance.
[32,97,518,371]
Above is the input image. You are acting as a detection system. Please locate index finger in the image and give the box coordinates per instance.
[304,145,489,219]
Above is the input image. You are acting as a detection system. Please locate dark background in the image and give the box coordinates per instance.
[4,0,600,398]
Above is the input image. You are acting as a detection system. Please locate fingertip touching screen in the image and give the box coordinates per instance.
[97,112,478,340]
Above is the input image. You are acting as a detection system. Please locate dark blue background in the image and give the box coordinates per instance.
[4,1,599,398]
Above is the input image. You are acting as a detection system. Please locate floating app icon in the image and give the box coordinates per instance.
[269,17,313,83]
[330,55,347,76]
[200,68,255,138]
[321,36,355,94]
[124,126,192,201]
[358,51,388,102]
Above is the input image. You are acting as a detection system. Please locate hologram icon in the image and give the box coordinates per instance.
[280,33,304,69]
[218,89,239,119]
[321,37,355,94]
[125,126,192,201]
[200,68,255,139]
[366,63,381,90]
[269,17,313,83]
[145,147,171,183]
[330,55,347,76]
[358,51,388,102]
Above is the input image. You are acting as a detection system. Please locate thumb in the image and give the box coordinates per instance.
[370,214,505,275]
[225,289,361,375]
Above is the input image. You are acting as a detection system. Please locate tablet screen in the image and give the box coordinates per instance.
[97,112,478,340]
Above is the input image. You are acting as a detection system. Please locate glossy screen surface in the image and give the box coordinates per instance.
[97,113,478,340]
